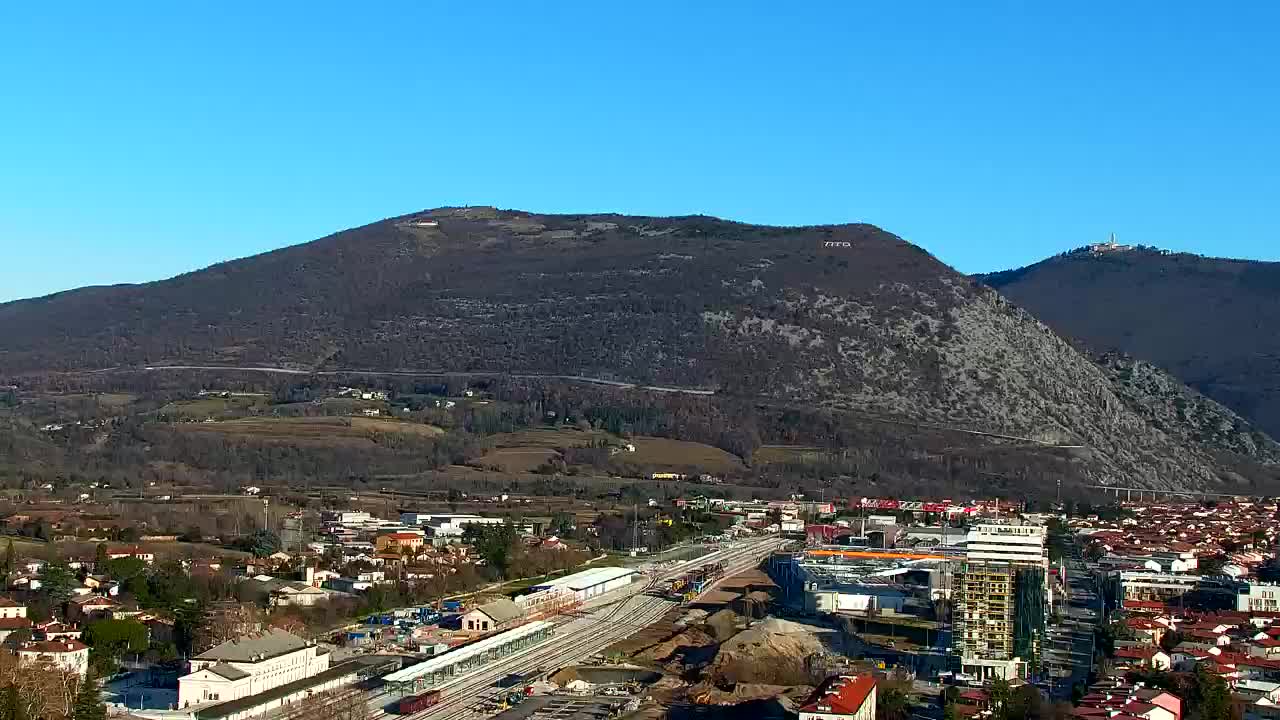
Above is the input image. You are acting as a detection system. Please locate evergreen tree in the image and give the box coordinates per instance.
[1193,666,1231,720]
[94,542,109,570]
[73,675,106,720]
[1,540,14,576]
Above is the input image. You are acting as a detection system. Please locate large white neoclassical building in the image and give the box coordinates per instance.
[178,628,330,708]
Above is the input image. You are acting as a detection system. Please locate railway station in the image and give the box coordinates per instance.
[382,620,556,693]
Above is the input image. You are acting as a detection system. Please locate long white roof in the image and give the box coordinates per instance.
[382,621,552,683]
[530,566,639,591]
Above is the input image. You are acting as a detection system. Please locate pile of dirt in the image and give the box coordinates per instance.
[688,682,813,706]
[707,618,832,686]
[633,625,719,666]
[704,609,740,642]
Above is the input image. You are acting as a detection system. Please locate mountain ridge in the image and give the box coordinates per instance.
[978,244,1280,441]
[2,208,1276,492]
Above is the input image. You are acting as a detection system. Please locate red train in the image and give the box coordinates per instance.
[398,690,442,714]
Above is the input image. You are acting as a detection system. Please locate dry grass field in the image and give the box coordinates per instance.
[172,416,445,446]
[621,436,745,473]
[488,427,607,449]
[753,445,827,464]
[475,427,608,472]
[477,448,561,473]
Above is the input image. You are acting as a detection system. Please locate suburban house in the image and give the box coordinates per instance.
[461,598,525,633]
[107,546,156,565]
[178,628,330,708]
[1116,646,1173,671]
[35,621,83,641]
[0,595,31,643]
[67,594,120,622]
[0,595,26,620]
[269,582,336,608]
[799,674,878,720]
[18,640,90,677]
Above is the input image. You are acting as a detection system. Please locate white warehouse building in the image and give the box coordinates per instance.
[527,567,641,602]
[399,513,506,535]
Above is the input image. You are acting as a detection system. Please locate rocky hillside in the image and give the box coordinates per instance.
[0,208,1272,491]
[980,245,1280,439]
[1096,353,1280,465]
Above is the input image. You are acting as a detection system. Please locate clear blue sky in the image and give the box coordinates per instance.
[2,2,1277,302]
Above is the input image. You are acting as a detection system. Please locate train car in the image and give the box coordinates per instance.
[398,690,442,714]
[496,672,529,689]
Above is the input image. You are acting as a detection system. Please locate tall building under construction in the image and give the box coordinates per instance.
[952,523,1048,681]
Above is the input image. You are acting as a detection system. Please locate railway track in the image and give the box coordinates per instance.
[396,537,784,720]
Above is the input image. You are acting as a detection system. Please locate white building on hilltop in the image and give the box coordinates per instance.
[178,628,329,708]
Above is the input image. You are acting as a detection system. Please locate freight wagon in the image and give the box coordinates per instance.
[398,690,443,714]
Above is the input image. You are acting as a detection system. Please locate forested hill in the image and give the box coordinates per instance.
[0,207,1275,491]
[980,245,1280,440]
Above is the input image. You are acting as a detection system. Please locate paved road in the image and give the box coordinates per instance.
[1043,545,1100,701]
[139,365,718,395]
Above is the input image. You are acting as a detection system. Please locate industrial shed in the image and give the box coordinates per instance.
[527,566,640,602]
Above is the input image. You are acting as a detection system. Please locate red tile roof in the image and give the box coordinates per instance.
[800,675,877,716]
[20,639,88,653]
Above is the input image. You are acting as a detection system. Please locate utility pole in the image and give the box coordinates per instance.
[632,503,639,554]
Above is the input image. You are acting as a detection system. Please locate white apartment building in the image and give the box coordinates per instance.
[963,524,1049,567]
[1239,583,1280,613]
[178,629,330,708]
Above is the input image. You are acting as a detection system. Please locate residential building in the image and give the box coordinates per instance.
[18,640,90,677]
[951,523,1049,681]
[35,621,82,641]
[1239,583,1280,613]
[178,628,330,708]
[375,532,425,554]
[1115,646,1173,671]
[67,594,119,622]
[1237,679,1280,704]
[269,582,337,608]
[798,674,877,720]
[0,595,26,620]
[0,618,32,643]
[1075,682,1182,720]
[107,546,156,564]
[1119,572,1211,604]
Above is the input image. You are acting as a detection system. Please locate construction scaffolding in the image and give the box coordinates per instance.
[952,562,1015,661]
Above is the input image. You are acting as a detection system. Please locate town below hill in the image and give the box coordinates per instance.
[2,486,1277,720]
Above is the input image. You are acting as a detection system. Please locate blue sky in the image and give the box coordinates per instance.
[2,2,1277,302]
